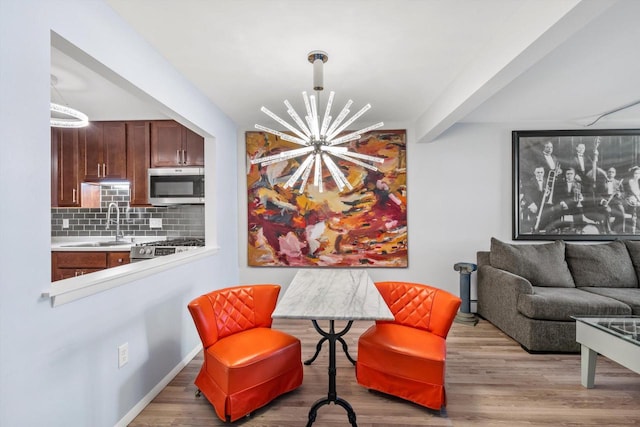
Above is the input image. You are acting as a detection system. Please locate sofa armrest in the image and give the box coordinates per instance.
[477,264,534,337]
[480,265,535,296]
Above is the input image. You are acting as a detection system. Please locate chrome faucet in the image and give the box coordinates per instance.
[106,202,123,241]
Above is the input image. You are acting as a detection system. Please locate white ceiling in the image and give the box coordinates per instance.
[51,0,640,142]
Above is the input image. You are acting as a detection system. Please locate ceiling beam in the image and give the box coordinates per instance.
[414,0,619,143]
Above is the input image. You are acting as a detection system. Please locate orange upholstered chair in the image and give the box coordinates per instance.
[187,284,303,422]
[356,281,461,411]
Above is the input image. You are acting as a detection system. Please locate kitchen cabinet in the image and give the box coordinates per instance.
[150,120,204,167]
[51,251,130,282]
[82,121,127,181]
[51,127,82,207]
[126,121,151,206]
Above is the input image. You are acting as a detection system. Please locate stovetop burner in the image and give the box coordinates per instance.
[130,237,205,262]
[137,237,205,247]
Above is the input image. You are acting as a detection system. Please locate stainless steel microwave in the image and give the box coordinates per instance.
[148,167,204,205]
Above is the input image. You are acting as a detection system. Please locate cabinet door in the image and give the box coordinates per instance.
[54,128,82,207]
[102,122,127,179]
[150,121,184,167]
[127,121,151,206]
[82,122,103,181]
[108,252,130,267]
[82,122,127,181]
[184,127,205,166]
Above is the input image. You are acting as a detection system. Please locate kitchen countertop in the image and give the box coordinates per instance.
[51,236,164,251]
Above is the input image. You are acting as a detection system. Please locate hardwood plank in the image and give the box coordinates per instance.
[129,319,640,426]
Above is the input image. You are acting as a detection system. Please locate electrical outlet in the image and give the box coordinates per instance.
[149,218,162,229]
[118,343,129,368]
[62,218,69,229]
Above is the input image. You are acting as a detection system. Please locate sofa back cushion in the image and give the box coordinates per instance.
[566,241,637,288]
[490,238,575,287]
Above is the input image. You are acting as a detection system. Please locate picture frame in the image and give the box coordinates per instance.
[513,129,640,241]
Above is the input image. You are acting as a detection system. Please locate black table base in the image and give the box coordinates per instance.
[304,320,356,366]
[306,320,358,427]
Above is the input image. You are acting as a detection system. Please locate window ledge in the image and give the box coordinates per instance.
[42,246,220,307]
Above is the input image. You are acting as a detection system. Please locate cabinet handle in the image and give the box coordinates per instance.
[182,150,186,165]
[177,150,181,164]
[103,163,106,176]
[97,164,101,177]
[117,258,123,263]
[72,188,77,203]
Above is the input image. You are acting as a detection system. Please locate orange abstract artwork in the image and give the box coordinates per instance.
[246,130,407,267]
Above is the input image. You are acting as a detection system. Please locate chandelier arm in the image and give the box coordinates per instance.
[320,91,335,137]
[328,152,380,172]
[251,145,315,166]
[325,100,353,137]
[261,107,310,142]
[321,146,348,154]
[302,92,314,125]
[313,154,323,192]
[298,155,316,193]
[328,122,385,146]
[283,154,315,188]
[285,100,312,137]
[322,153,352,191]
[326,133,361,146]
[254,124,308,146]
[309,95,320,140]
[326,104,371,141]
[335,150,385,164]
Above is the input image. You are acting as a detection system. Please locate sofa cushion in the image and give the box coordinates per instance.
[623,240,640,283]
[566,241,637,288]
[490,238,575,288]
[517,287,632,321]
[579,287,640,314]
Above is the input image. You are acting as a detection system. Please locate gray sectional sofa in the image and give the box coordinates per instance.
[477,238,640,352]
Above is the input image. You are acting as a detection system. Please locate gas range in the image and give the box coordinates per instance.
[130,237,205,261]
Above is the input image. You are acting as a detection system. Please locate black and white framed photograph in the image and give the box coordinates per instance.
[513,129,640,241]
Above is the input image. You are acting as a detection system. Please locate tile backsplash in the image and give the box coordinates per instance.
[51,184,204,238]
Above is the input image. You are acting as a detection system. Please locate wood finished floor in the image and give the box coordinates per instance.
[129,319,640,426]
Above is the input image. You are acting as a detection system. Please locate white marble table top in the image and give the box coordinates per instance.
[272,269,394,321]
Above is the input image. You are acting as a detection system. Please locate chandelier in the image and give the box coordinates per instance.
[50,75,89,128]
[251,51,384,193]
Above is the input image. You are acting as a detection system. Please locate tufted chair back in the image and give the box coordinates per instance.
[374,281,460,338]
[188,284,280,348]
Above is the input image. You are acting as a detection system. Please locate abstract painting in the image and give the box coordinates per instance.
[246,129,407,267]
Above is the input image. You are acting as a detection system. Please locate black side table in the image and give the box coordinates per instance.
[454,262,478,326]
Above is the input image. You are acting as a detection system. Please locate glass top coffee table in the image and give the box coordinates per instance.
[572,316,640,388]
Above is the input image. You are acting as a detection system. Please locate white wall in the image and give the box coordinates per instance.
[0,1,238,425]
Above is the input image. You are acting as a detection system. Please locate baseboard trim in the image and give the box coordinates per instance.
[114,344,202,427]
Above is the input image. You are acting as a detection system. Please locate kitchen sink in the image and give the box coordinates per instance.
[61,241,132,248]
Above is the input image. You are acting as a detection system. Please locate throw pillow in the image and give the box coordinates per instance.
[566,241,637,288]
[490,238,575,287]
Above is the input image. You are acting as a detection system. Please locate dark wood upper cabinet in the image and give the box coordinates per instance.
[51,127,82,207]
[150,120,204,167]
[82,121,127,181]
[126,121,151,206]
[52,119,203,209]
